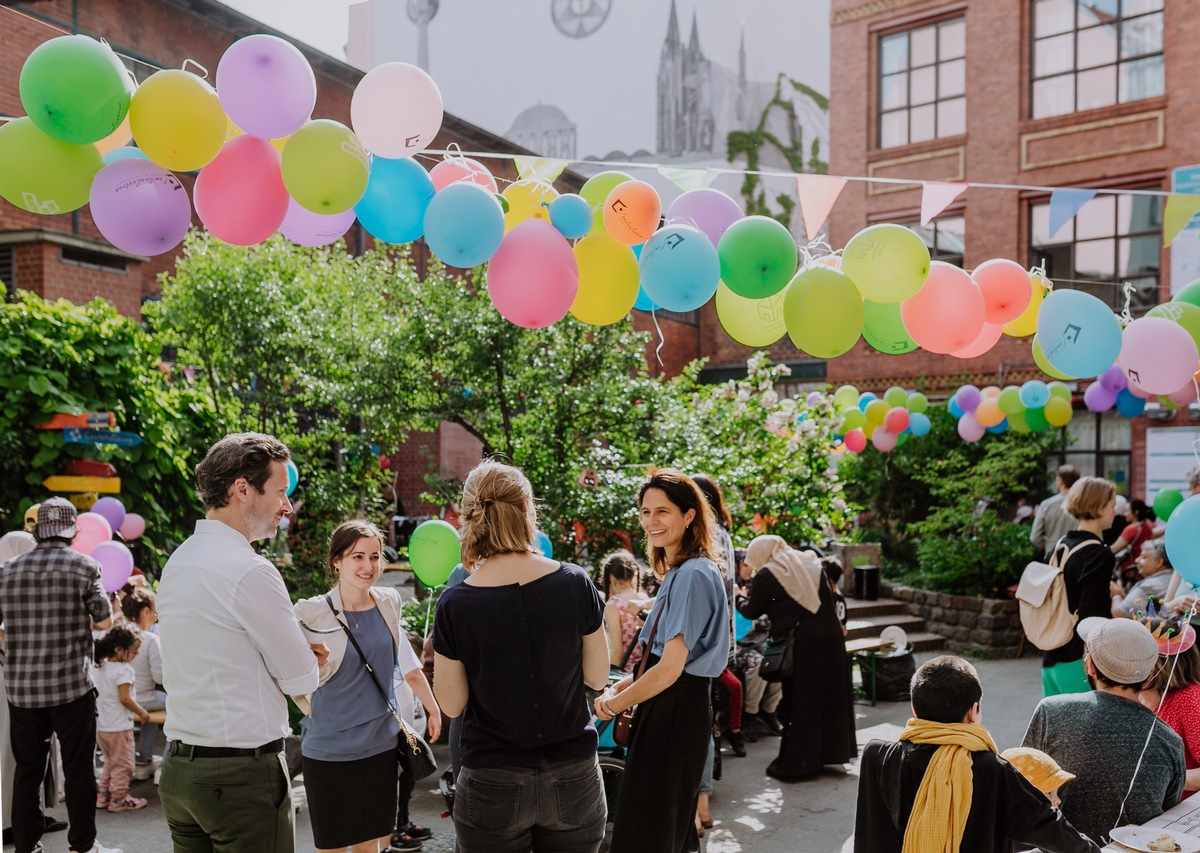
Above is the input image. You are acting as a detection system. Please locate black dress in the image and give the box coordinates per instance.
[737,567,857,780]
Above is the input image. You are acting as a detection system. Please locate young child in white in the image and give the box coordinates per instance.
[94,623,151,813]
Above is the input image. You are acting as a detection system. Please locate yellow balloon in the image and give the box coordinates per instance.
[1032,335,1077,381]
[130,69,226,171]
[715,281,787,347]
[1003,273,1047,337]
[1044,395,1073,427]
[570,232,639,326]
[503,180,558,231]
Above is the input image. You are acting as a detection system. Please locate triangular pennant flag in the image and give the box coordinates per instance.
[1048,189,1097,240]
[656,165,718,192]
[1164,194,1200,247]
[796,174,847,241]
[920,182,968,226]
[513,156,569,183]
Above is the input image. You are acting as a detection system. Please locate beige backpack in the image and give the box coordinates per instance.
[1016,538,1103,651]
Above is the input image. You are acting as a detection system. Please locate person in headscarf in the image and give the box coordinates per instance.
[736,534,856,781]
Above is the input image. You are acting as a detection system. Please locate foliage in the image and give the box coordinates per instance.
[0,289,216,570]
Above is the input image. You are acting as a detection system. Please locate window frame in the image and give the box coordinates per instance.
[876,15,968,149]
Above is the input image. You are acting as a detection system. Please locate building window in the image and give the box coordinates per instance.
[898,215,965,266]
[1028,192,1161,314]
[1045,409,1132,492]
[0,246,13,302]
[1031,0,1164,119]
[878,17,966,148]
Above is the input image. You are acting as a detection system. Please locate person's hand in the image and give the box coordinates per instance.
[624,598,647,617]
[138,710,151,724]
[594,691,616,721]
[1110,580,1124,598]
[1174,596,1199,615]
[310,643,330,667]
[426,712,442,743]
[611,677,633,695]
[735,585,747,598]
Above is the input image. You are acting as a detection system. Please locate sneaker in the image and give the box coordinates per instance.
[388,833,422,852]
[70,843,124,853]
[95,792,109,809]
[398,822,433,840]
[132,763,154,781]
[107,795,148,813]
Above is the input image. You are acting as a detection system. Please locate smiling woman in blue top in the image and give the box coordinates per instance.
[595,468,731,853]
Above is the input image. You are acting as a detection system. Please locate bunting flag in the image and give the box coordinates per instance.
[656,165,719,192]
[1164,194,1200,247]
[1048,189,1097,240]
[513,156,569,183]
[920,182,968,226]
[796,174,847,241]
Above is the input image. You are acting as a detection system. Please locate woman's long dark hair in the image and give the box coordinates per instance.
[691,473,732,531]
[638,468,717,578]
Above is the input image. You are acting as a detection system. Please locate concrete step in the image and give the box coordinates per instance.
[844,597,907,619]
[904,632,947,652]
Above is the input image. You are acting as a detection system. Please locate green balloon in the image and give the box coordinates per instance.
[1148,301,1200,355]
[19,36,133,145]
[1008,409,1031,434]
[0,118,102,214]
[408,519,460,587]
[1174,279,1200,310]
[842,223,931,304]
[718,216,798,299]
[883,386,908,408]
[281,120,369,214]
[1154,488,1185,522]
[1047,381,1072,402]
[997,386,1023,415]
[906,392,928,413]
[1159,394,1182,411]
[783,266,865,358]
[862,300,918,354]
[1025,406,1049,433]
[580,171,631,233]
[833,384,860,410]
[714,281,787,347]
[841,408,867,431]
[1032,335,1077,381]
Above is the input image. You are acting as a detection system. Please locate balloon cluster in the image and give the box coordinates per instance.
[71,496,142,592]
[1166,495,1200,587]
[948,381,1073,442]
[831,384,931,454]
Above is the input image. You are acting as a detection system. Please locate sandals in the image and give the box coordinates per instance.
[107,795,148,813]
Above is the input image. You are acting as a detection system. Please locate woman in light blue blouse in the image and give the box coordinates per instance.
[595,469,730,853]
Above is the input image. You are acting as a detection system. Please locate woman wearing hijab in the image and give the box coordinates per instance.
[737,534,857,781]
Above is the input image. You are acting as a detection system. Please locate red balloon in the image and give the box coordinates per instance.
[901,262,985,354]
[194,135,289,245]
[843,428,867,453]
[972,259,1032,325]
[950,323,1004,359]
[486,219,578,328]
[884,408,909,434]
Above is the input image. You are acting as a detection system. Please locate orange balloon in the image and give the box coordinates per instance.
[901,261,985,354]
[602,180,661,245]
[94,114,133,155]
[972,258,1032,325]
[975,398,1006,427]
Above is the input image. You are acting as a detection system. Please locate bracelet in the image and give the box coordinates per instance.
[600,697,617,716]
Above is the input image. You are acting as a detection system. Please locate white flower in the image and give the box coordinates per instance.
[761,390,779,407]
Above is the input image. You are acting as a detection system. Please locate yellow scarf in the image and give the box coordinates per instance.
[896,718,997,853]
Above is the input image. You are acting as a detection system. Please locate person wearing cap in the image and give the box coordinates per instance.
[0,498,120,853]
[157,433,325,853]
[855,655,1099,853]
[21,504,39,535]
[1023,617,1185,845]
[1139,616,1200,799]
[1001,747,1076,809]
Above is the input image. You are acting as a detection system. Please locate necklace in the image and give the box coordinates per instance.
[344,604,372,630]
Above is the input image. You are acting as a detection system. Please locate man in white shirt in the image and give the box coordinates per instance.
[157,433,325,853]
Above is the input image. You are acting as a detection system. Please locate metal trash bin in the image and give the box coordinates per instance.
[853,565,880,600]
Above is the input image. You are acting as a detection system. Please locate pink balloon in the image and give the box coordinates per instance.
[902,262,985,354]
[279,198,355,247]
[194,135,289,245]
[972,259,1032,325]
[843,429,867,453]
[1119,317,1200,394]
[351,62,443,158]
[1169,382,1199,406]
[92,540,134,593]
[872,428,898,452]
[216,35,316,140]
[665,188,744,247]
[72,511,112,556]
[117,512,146,541]
[486,219,578,328]
[1127,378,1154,400]
[957,412,985,442]
[950,322,1004,359]
[89,159,192,256]
[884,408,910,434]
[430,157,498,193]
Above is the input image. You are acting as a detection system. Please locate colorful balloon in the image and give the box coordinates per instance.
[665,188,743,247]
[424,181,504,268]
[430,156,497,193]
[408,519,459,587]
[1147,301,1200,356]
[1083,382,1117,413]
[1043,396,1073,427]
[285,459,299,496]
[549,193,593,240]
[1036,288,1122,379]
[1118,317,1200,395]
[1003,272,1048,337]
[487,219,578,328]
[195,136,289,245]
[1174,280,1200,311]
[950,322,1004,359]
[19,35,134,144]
[89,159,192,256]
[502,180,558,231]
[117,513,146,541]
[1165,496,1200,586]
[712,283,785,347]
[1116,389,1147,417]
[0,118,102,214]
[1154,489,1185,523]
[603,181,661,245]
[782,266,865,358]
[216,34,316,140]
[843,429,867,453]
[279,198,356,247]
[862,300,918,354]
[639,225,720,312]
[906,392,928,414]
[93,541,134,593]
[972,259,1032,325]
[718,216,798,299]
[1032,335,1077,381]
[1019,380,1050,409]
[570,232,639,325]
[282,120,370,215]
[842,223,931,304]
[901,262,985,354]
[351,62,443,158]
[957,412,985,442]
[908,411,932,436]
[579,171,631,233]
[72,511,112,556]
[91,497,126,532]
[130,69,226,172]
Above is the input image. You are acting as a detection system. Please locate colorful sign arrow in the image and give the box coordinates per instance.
[65,459,117,478]
[62,428,142,447]
[36,412,115,430]
[42,476,120,494]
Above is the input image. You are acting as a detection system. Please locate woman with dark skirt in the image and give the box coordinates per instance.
[595,469,730,853]
[737,534,857,782]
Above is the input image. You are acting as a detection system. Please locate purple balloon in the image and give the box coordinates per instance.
[91,496,126,532]
[89,159,192,256]
[217,34,316,140]
[1083,381,1118,412]
[956,384,982,413]
[665,188,743,247]
[279,198,356,247]
[806,391,823,406]
[1098,364,1128,393]
[92,540,134,593]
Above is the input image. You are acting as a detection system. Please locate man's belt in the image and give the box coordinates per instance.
[168,738,284,759]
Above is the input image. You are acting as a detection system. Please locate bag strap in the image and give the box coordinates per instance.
[324,594,404,728]
[1050,537,1103,568]
[631,603,665,683]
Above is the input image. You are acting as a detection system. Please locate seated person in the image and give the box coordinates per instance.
[1023,618,1185,845]
[1112,539,1173,618]
[855,655,1099,853]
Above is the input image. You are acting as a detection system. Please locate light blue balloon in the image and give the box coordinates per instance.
[1115,389,1146,418]
[1019,380,1050,409]
[632,286,659,312]
[638,225,720,312]
[947,395,964,418]
[858,392,877,413]
[985,419,1009,435]
[423,182,504,268]
[285,459,299,497]
[735,611,753,642]
[355,157,435,244]
[102,146,148,165]
[1035,288,1123,379]
[1166,495,1200,586]
[908,411,932,436]
[535,530,553,559]
[548,194,592,240]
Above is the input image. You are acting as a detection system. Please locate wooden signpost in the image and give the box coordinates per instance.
[65,459,117,478]
[61,428,142,447]
[42,475,121,494]
[35,412,115,430]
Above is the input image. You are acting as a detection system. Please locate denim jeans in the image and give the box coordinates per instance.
[136,689,166,763]
[453,755,606,853]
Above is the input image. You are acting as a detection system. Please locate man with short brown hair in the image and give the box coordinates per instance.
[1031,464,1082,559]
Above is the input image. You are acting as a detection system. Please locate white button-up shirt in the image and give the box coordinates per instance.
[158,519,318,748]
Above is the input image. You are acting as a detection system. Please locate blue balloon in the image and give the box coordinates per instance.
[632,286,659,312]
[423,182,504,268]
[103,146,148,165]
[735,611,753,642]
[1115,388,1146,418]
[638,225,720,312]
[1036,288,1123,379]
[548,194,592,240]
[947,395,964,418]
[986,419,1009,435]
[858,392,877,413]
[285,459,299,497]
[535,530,553,559]
[1019,380,1050,409]
[1166,495,1200,586]
[355,157,435,244]
[908,411,932,437]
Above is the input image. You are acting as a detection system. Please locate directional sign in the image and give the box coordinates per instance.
[68,493,98,512]
[42,476,120,494]
[65,459,117,478]
[62,428,142,447]
[36,412,115,430]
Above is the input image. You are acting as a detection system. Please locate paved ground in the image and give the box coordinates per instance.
[5,570,1050,852]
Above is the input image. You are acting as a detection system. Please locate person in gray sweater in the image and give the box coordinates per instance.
[1031,464,1081,559]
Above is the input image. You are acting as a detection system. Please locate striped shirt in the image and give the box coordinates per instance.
[0,540,111,708]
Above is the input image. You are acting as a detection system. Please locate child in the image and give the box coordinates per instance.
[94,624,151,813]
[1001,747,1076,809]
[821,556,849,636]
